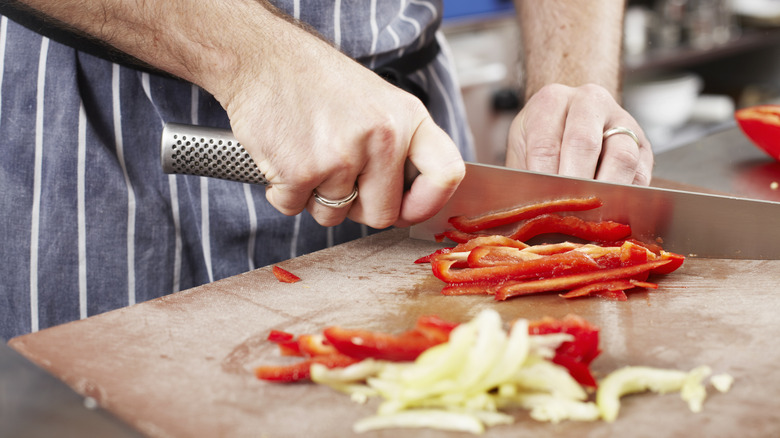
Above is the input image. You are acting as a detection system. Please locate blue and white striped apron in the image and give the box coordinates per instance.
[0,1,475,340]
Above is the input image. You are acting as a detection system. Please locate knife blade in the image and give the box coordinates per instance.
[410,162,780,260]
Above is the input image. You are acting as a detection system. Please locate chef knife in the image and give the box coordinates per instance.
[161,124,780,260]
[410,162,780,260]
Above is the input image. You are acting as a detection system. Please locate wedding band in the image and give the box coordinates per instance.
[313,185,359,208]
[603,126,640,147]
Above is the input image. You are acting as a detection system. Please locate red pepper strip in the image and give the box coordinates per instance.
[559,279,638,299]
[592,290,629,301]
[495,259,671,300]
[527,314,601,386]
[559,278,657,299]
[322,326,444,362]
[509,214,632,243]
[522,241,584,255]
[298,334,338,357]
[439,229,485,244]
[414,247,454,264]
[448,196,603,233]
[272,265,301,283]
[603,238,664,255]
[467,245,542,268]
[650,251,685,274]
[620,240,652,266]
[267,330,303,356]
[431,250,600,284]
[528,314,601,365]
[452,235,529,252]
[268,329,295,343]
[440,280,506,296]
[255,353,358,383]
[414,315,459,343]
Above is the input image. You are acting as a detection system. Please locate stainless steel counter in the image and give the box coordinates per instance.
[653,125,780,202]
[0,342,140,437]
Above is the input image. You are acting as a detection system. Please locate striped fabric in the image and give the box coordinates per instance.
[0,1,475,340]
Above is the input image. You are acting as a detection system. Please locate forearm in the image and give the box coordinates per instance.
[10,0,323,104]
[515,0,625,101]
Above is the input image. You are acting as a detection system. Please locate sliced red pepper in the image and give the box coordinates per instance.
[735,104,780,161]
[467,245,542,267]
[447,197,603,233]
[414,247,454,264]
[268,329,295,343]
[267,329,303,356]
[452,235,529,252]
[592,290,629,301]
[560,279,658,299]
[414,315,459,342]
[298,333,338,357]
[509,214,632,243]
[438,229,486,244]
[440,280,505,296]
[527,314,601,386]
[619,240,652,266]
[255,353,358,382]
[272,265,301,283]
[650,251,685,274]
[495,259,671,300]
[322,326,444,362]
[431,250,600,284]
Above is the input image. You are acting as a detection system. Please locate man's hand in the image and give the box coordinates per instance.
[506,83,653,185]
[509,1,652,185]
[15,0,465,229]
[220,21,464,229]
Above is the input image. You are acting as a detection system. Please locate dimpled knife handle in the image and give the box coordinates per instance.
[160,122,270,186]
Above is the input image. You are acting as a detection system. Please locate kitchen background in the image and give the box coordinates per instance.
[442,0,780,164]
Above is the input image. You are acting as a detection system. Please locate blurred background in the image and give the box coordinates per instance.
[442,0,780,163]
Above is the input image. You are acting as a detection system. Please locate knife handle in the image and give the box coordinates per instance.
[160,123,271,186]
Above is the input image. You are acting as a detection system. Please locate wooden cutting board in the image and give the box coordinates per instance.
[9,228,780,438]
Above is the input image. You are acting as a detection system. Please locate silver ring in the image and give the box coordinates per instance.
[313,185,358,208]
[603,126,640,147]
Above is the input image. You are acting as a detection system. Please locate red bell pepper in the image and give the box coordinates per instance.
[440,280,506,296]
[431,249,600,284]
[650,250,685,274]
[495,259,671,300]
[414,315,460,342]
[414,247,454,264]
[735,104,780,161]
[255,353,358,382]
[466,245,541,267]
[298,334,338,357]
[272,265,301,283]
[592,290,629,301]
[559,279,658,299]
[322,326,445,362]
[508,214,632,243]
[267,329,303,356]
[527,314,601,387]
[448,196,603,233]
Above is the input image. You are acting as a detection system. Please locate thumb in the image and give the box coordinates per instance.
[395,117,464,227]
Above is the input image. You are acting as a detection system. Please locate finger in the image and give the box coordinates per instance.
[557,88,613,179]
[596,124,650,185]
[633,136,654,186]
[395,117,465,227]
[262,158,314,217]
[599,125,654,186]
[517,85,570,174]
[306,165,361,227]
